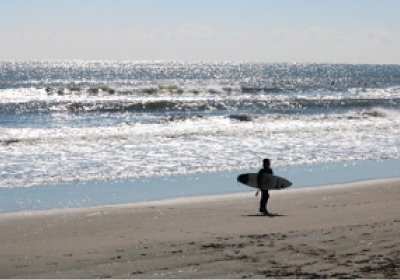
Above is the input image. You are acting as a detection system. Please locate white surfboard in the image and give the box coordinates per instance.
[237,173,292,190]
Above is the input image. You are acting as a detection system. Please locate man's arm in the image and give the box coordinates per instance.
[257,169,264,188]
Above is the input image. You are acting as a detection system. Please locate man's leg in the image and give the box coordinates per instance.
[259,190,269,213]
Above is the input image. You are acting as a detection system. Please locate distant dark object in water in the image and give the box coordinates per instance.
[229,114,254,122]
[237,173,249,184]
[361,109,386,118]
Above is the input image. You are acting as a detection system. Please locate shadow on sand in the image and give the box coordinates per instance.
[243,213,286,218]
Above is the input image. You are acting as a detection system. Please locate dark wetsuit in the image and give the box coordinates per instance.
[257,167,273,213]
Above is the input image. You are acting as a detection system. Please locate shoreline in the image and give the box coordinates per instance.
[1,176,400,219]
[1,178,399,278]
[1,158,400,214]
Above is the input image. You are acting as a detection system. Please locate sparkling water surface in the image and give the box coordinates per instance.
[1,61,400,212]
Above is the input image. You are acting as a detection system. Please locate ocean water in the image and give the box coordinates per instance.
[1,61,400,211]
[1,159,400,213]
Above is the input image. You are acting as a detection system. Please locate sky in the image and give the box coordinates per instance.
[1,0,400,64]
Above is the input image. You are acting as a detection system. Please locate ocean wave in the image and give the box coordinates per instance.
[1,108,398,146]
[1,86,400,114]
[2,80,400,102]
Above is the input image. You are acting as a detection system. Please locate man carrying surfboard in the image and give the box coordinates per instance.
[257,158,273,215]
[237,159,292,214]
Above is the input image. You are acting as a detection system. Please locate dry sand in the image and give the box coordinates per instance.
[1,178,399,279]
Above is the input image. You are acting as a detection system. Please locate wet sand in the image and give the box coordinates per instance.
[0,178,399,278]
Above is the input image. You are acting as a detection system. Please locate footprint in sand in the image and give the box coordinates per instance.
[15,264,28,268]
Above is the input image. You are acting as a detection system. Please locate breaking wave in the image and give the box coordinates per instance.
[1,108,398,146]
[1,87,400,114]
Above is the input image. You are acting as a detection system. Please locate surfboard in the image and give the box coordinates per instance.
[237,173,292,190]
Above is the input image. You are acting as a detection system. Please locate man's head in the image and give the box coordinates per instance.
[263,158,271,168]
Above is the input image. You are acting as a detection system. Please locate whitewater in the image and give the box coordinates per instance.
[1,61,400,188]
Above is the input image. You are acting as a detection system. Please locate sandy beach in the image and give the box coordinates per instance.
[1,178,399,279]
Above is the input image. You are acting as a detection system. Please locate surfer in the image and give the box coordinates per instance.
[257,158,273,215]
